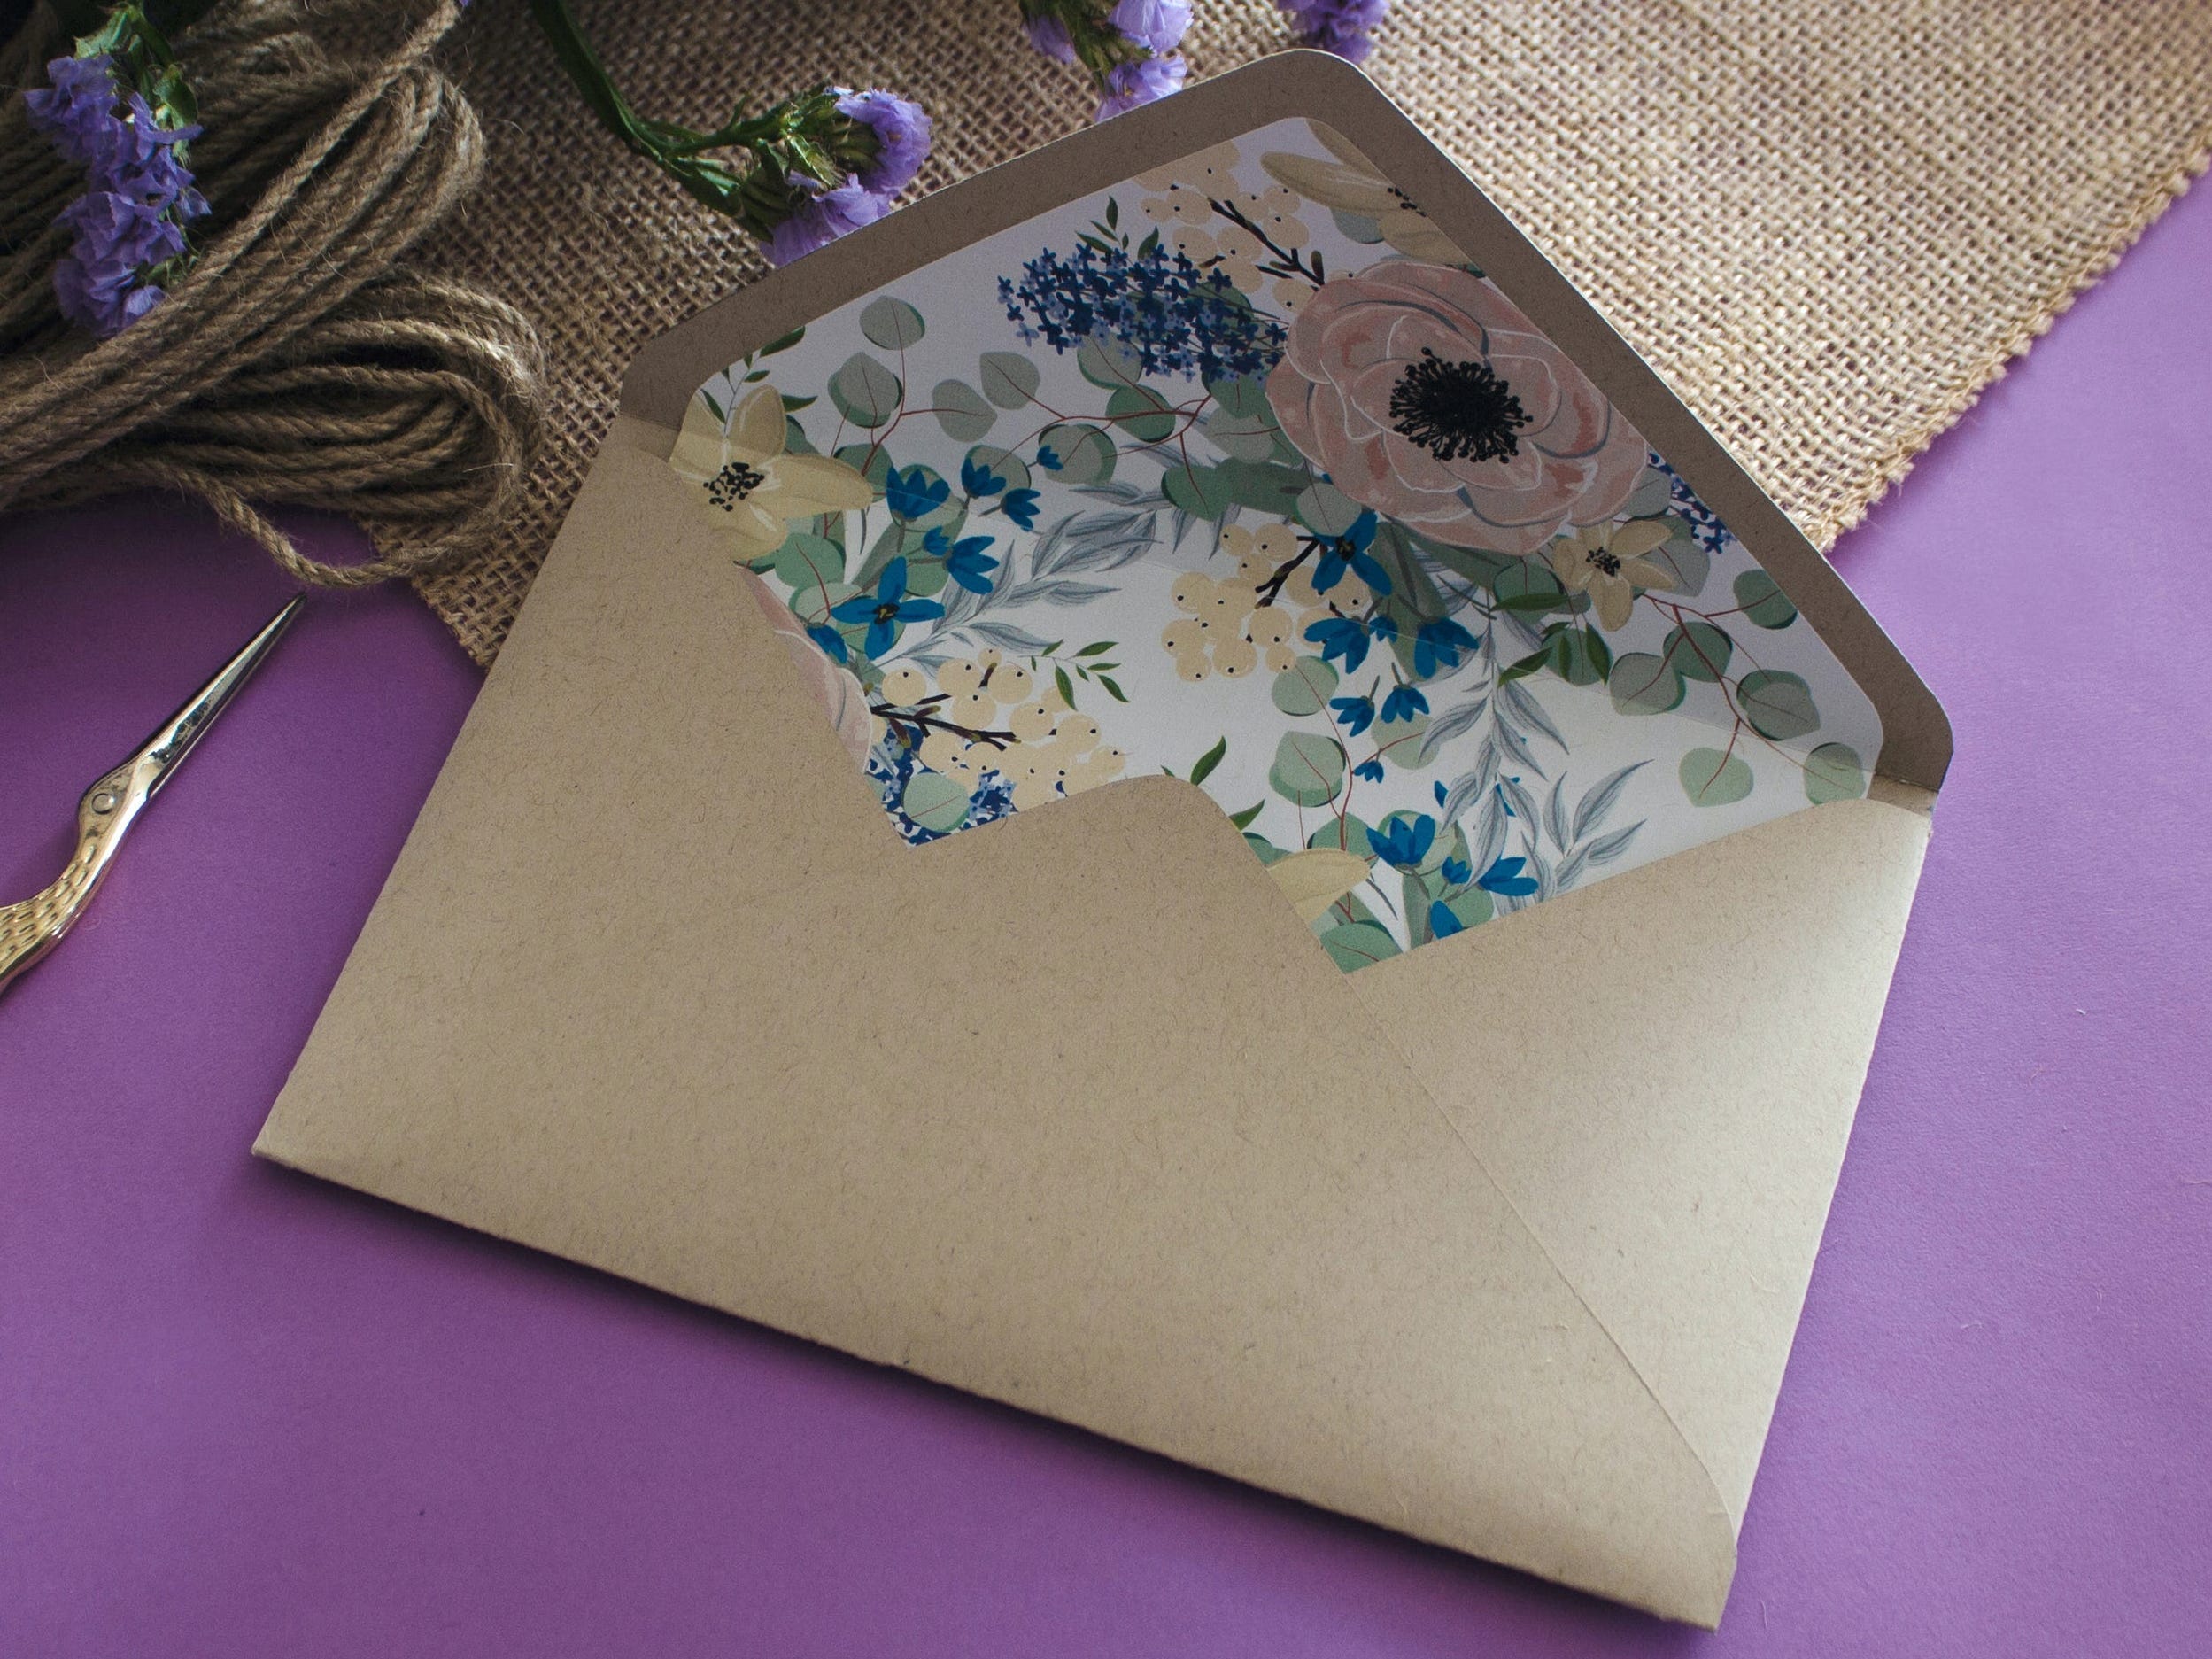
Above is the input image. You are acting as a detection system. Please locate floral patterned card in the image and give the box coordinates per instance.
[670,120,1883,972]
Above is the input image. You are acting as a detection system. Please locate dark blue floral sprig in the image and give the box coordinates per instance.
[1019,0,1191,122]
[961,455,1043,530]
[822,557,946,658]
[24,5,207,339]
[1277,0,1393,63]
[1311,510,1388,593]
[923,526,1001,593]
[1000,240,1287,382]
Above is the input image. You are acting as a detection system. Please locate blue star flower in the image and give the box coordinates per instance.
[1428,900,1466,940]
[1036,441,1063,471]
[1369,813,1437,871]
[924,527,1000,594]
[961,454,1007,498]
[808,624,849,663]
[1477,856,1541,897]
[885,465,951,520]
[1434,780,1450,808]
[1413,617,1481,677]
[1305,615,1370,671]
[1441,855,1472,887]
[1352,757,1386,784]
[1001,487,1041,530]
[1330,694,1376,736]
[1381,682,1429,724]
[830,557,945,656]
[1311,511,1391,594]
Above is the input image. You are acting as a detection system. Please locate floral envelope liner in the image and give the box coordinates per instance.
[675,120,1883,972]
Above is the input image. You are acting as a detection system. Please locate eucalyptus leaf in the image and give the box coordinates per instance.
[1269,730,1346,808]
[1662,619,1734,682]
[1679,746,1753,807]
[931,378,997,442]
[859,296,926,351]
[1106,384,1177,443]
[1294,478,1363,536]
[1803,741,1867,803]
[1202,405,1280,461]
[829,353,901,428]
[1160,458,1233,519]
[1039,423,1117,486]
[1609,651,1686,715]
[978,351,1042,408]
[1737,669,1820,740]
[1733,569,1799,629]
[1270,655,1339,716]
[772,531,845,593]
[901,770,970,833]
[967,444,1031,494]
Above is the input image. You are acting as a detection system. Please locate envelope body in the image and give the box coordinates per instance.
[259,55,1947,1627]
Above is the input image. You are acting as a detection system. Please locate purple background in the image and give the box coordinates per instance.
[4,177,2208,1656]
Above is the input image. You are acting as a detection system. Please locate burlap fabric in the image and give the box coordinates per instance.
[415,1,2212,665]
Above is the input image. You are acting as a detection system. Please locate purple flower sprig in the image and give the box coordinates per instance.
[1277,0,1392,64]
[23,5,209,339]
[1017,0,1192,122]
[526,0,931,266]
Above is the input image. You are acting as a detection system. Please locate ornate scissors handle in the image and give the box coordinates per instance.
[0,599,301,996]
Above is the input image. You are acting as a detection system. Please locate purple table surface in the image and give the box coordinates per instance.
[5,183,2208,1659]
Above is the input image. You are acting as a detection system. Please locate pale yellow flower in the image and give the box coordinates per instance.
[669,384,873,560]
[1260,127,1463,263]
[1545,518,1679,631]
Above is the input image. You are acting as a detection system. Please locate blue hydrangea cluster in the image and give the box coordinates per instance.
[998,241,1288,382]
[25,49,208,337]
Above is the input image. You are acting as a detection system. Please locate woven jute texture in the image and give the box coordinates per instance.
[415,1,2212,665]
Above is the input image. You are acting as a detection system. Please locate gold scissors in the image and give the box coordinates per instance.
[1,598,301,997]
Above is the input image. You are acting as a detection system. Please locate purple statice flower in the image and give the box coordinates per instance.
[831,87,933,199]
[1095,52,1187,120]
[1278,0,1391,62]
[22,51,119,166]
[1022,12,1079,63]
[1108,0,1192,55]
[762,173,890,267]
[26,53,209,337]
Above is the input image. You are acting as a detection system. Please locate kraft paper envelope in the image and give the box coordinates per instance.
[259,55,1950,1626]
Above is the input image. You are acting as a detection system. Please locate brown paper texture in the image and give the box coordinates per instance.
[259,57,1949,1627]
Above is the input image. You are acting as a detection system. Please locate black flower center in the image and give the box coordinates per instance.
[1388,348,1528,465]
[1585,546,1623,578]
[706,460,767,510]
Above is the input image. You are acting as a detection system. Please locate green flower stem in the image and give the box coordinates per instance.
[525,0,866,234]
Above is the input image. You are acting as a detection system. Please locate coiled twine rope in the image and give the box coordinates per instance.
[0,0,545,588]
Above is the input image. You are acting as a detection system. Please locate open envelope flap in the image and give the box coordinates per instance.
[261,437,1741,1621]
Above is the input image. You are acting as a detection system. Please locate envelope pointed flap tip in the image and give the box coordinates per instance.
[1356,795,1931,1527]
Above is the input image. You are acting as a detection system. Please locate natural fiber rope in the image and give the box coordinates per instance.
[0,0,544,589]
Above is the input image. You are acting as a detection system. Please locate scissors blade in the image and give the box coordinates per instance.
[133,597,303,800]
